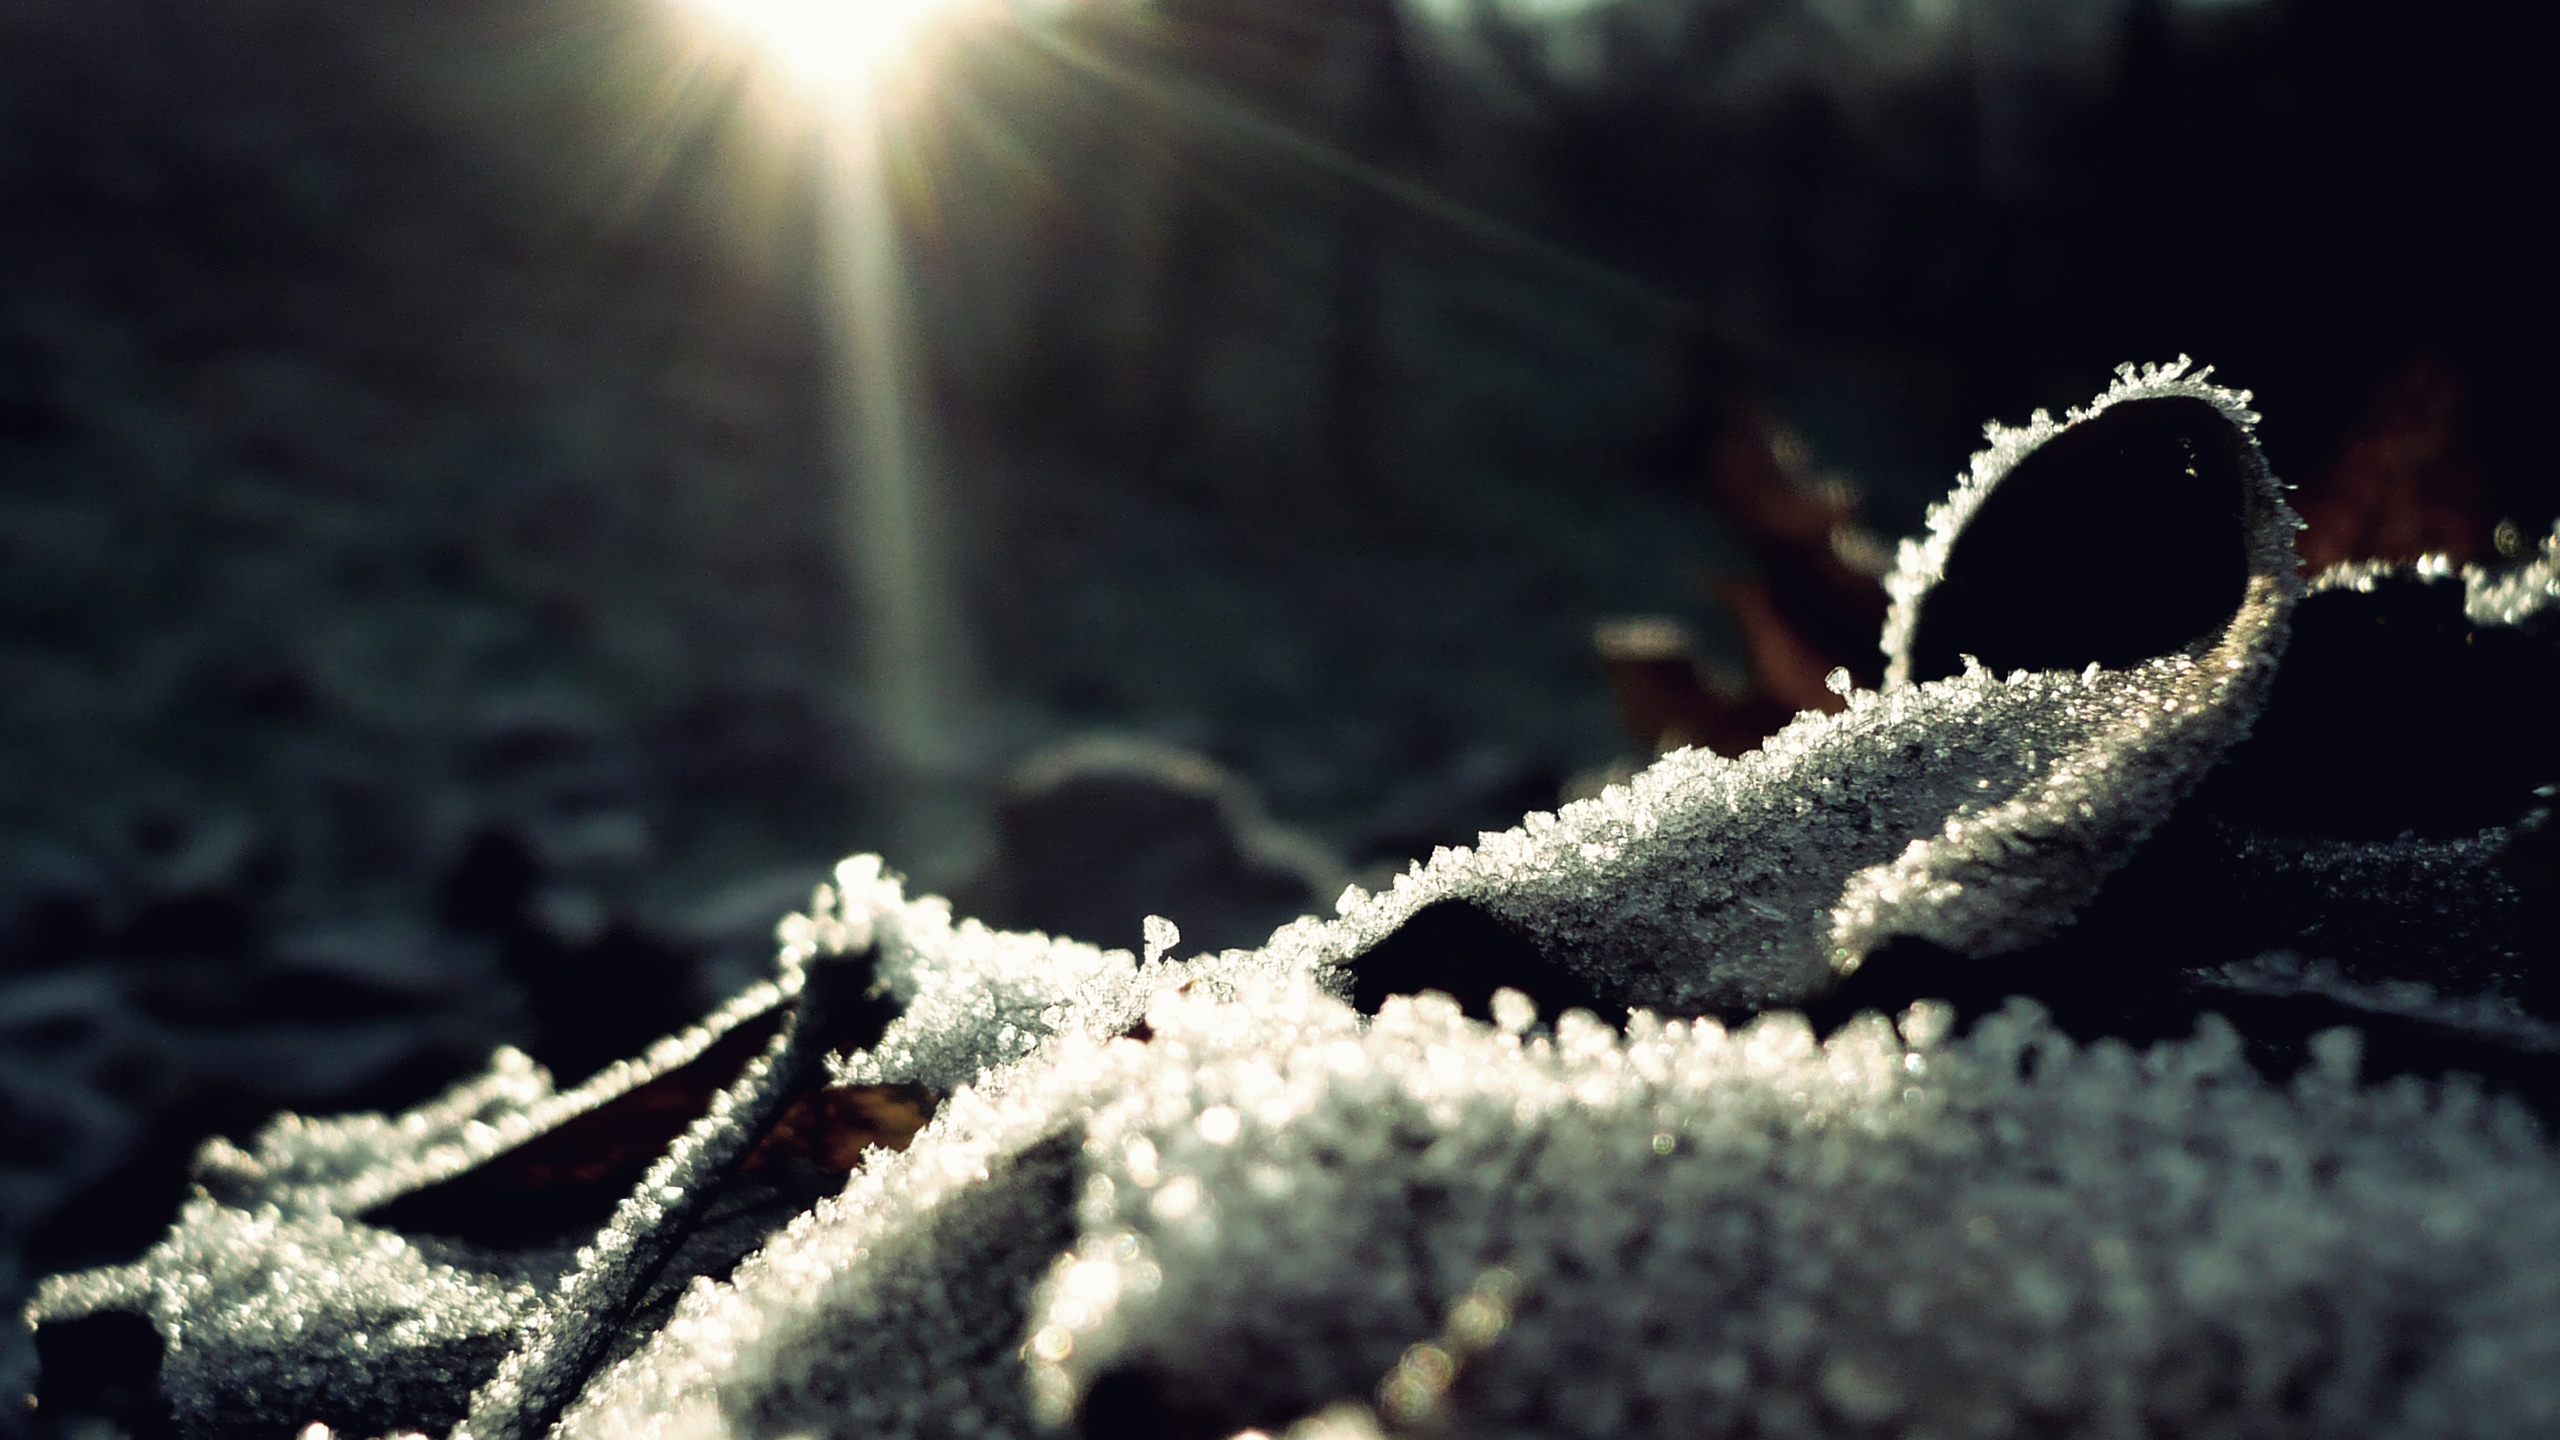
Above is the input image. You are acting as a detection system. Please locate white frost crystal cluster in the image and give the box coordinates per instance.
[2468,519,2560,630]
[29,971,810,1440]
[29,363,2560,1438]
[563,966,2560,1440]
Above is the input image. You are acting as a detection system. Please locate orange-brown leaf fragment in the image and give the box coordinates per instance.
[2296,350,2489,572]
[742,1084,938,1176]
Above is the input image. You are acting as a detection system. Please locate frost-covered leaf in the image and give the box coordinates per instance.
[29,363,2560,1440]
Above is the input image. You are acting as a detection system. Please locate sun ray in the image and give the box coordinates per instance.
[617,0,1759,873]
[644,0,1007,875]
[1020,21,1705,326]
[677,0,984,111]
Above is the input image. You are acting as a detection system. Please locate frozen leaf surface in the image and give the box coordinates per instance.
[1314,360,2300,1015]
[29,364,2560,1440]
[553,951,2560,1440]
[27,945,910,1440]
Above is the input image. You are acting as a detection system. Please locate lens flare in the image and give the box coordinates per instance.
[680,0,967,103]
[662,0,993,871]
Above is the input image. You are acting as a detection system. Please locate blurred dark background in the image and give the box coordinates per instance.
[1,0,2552,1413]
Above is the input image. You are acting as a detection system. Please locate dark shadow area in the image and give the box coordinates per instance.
[1906,396,2256,683]
[2193,576,2560,841]
[440,827,707,1087]
[22,1044,479,1278]
[1812,918,2560,1122]
[1078,1367,1180,1440]
[31,1314,176,1440]
[1346,898,1626,1028]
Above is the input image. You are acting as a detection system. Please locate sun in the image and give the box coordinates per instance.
[676,0,974,106]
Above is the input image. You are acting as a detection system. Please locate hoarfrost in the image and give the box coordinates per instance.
[553,962,2560,1440]
[1279,358,2299,1013]
[31,363,2560,1440]
[2468,518,2560,630]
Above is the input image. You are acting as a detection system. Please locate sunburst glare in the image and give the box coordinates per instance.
[676,0,982,107]
[660,0,1011,879]
[639,0,1652,881]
